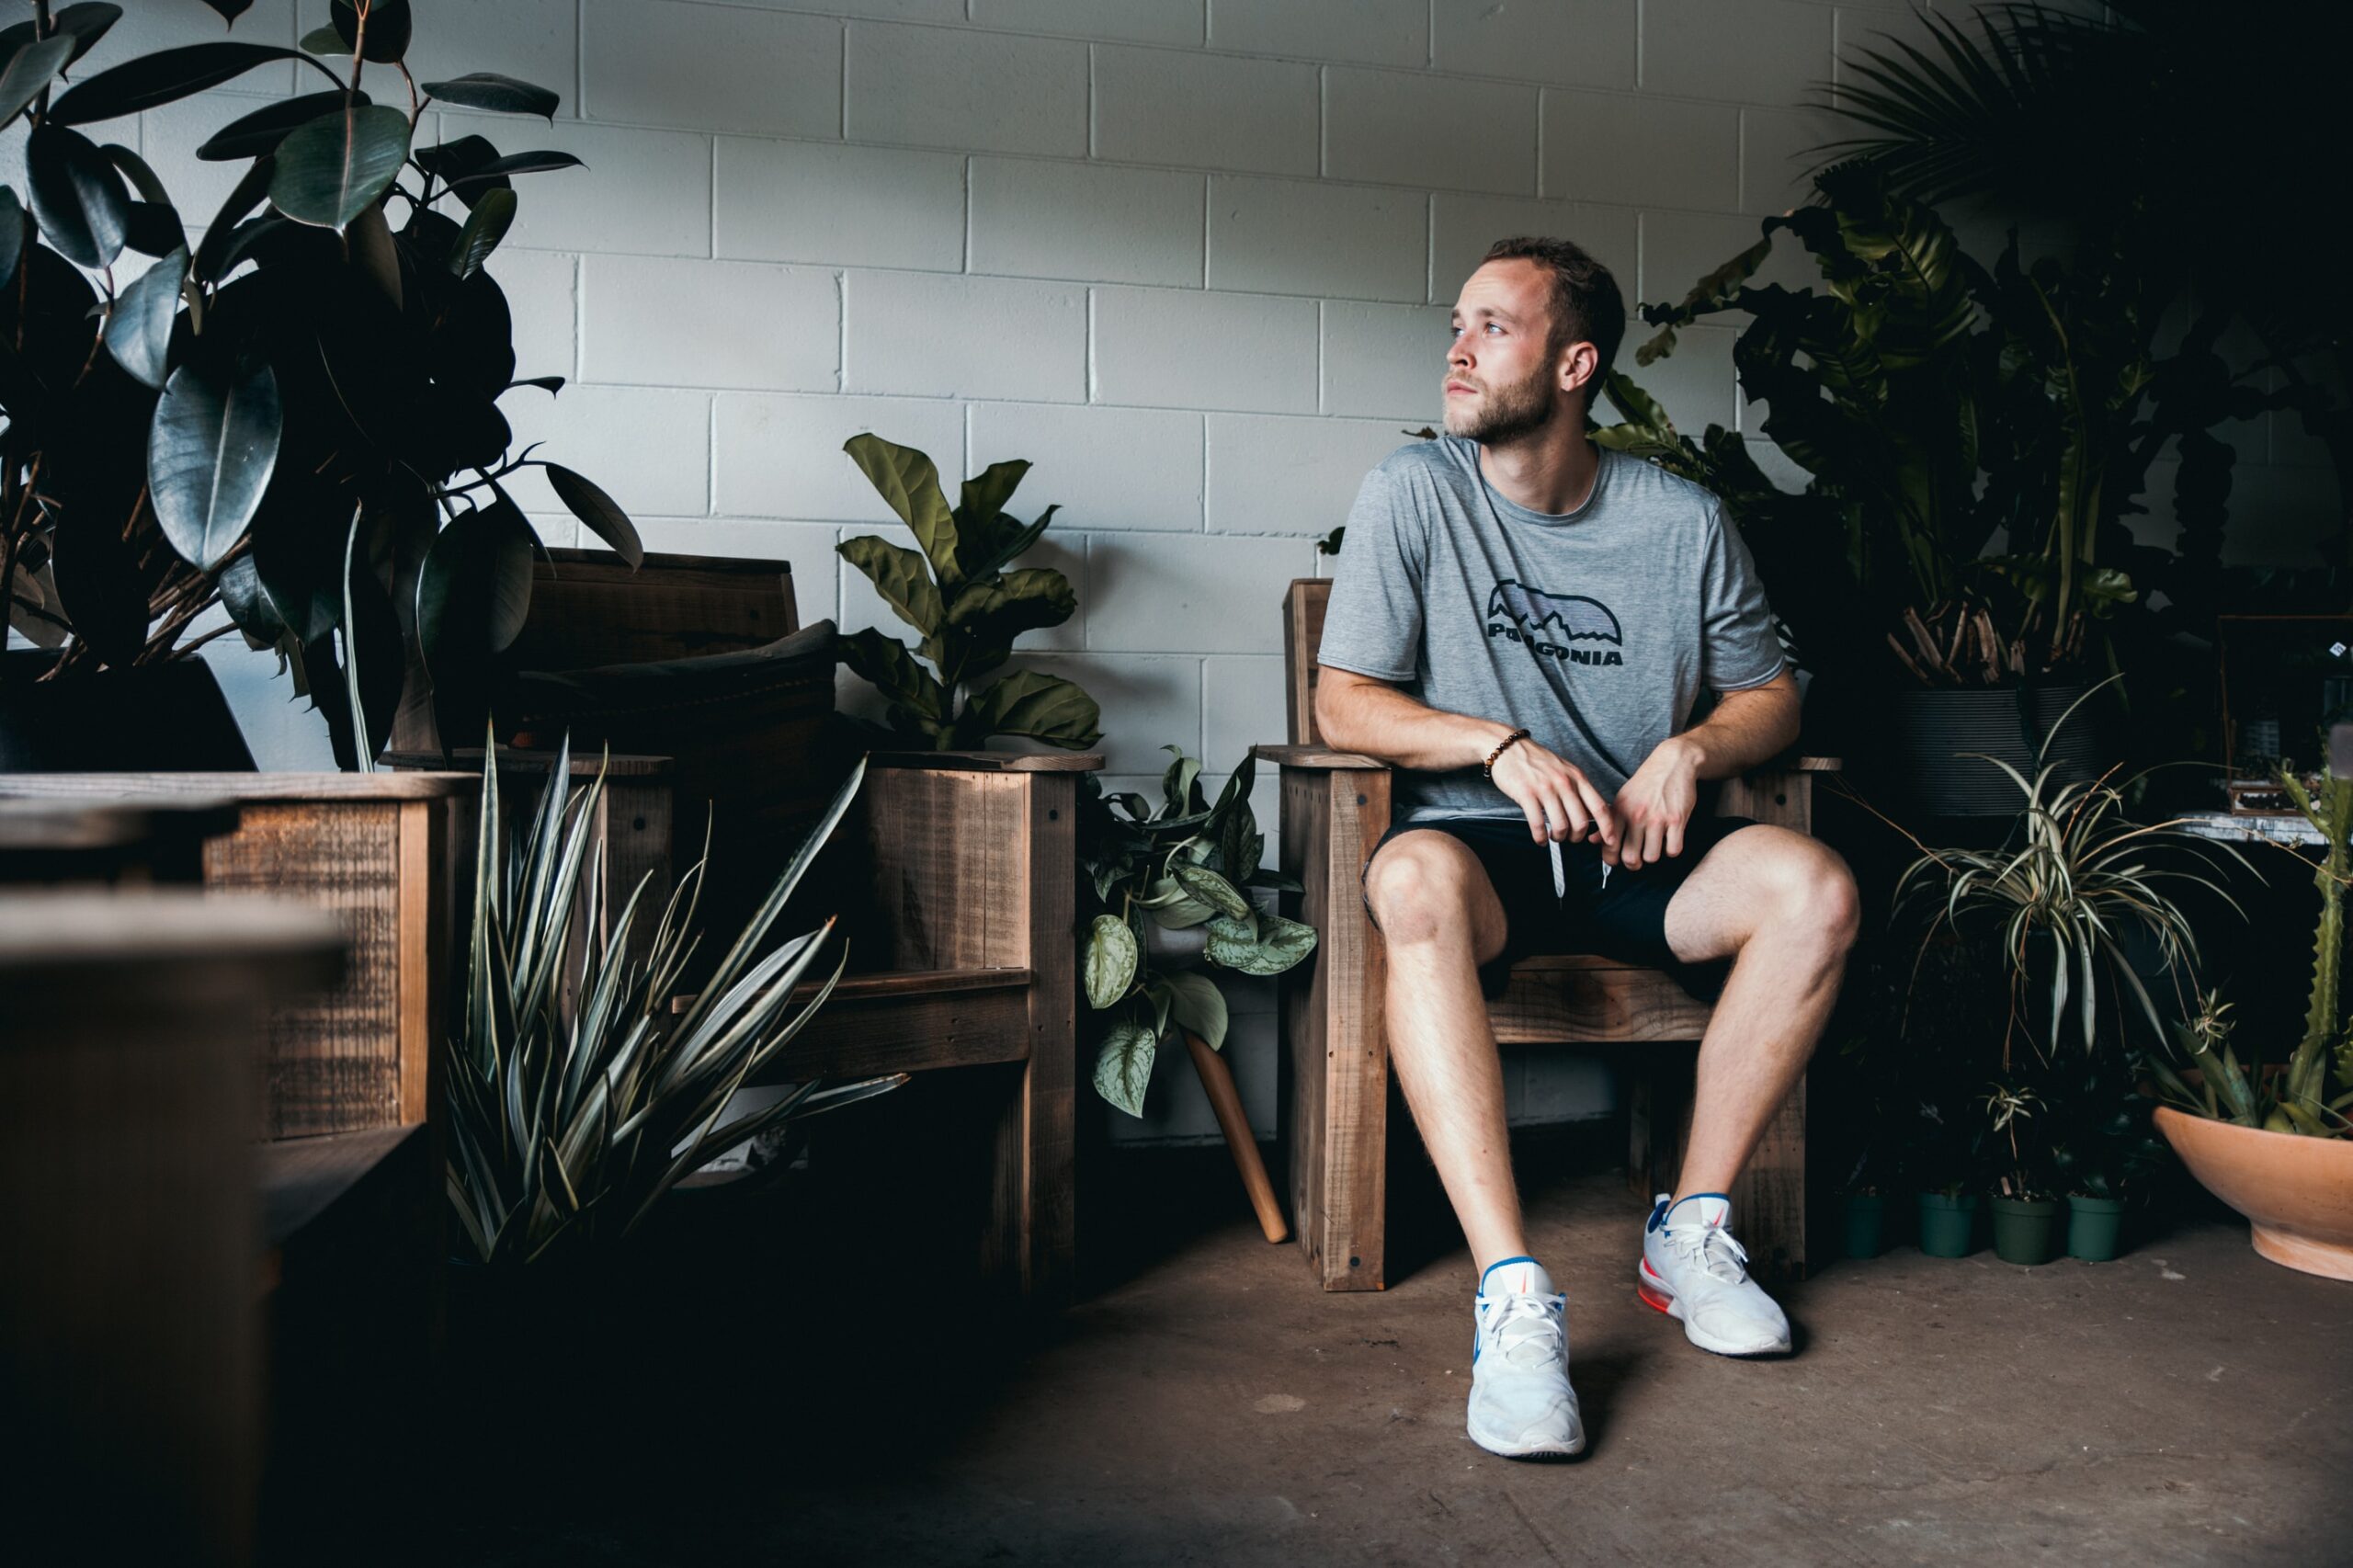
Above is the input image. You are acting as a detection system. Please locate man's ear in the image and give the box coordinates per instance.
[1557,340,1600,396]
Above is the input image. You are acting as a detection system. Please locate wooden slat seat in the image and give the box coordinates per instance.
[1264,578,1836,1290]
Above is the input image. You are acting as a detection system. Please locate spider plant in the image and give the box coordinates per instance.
[445,739,903,1264]
[1895,681,2249,1065]
[1979,1081,2047,1199]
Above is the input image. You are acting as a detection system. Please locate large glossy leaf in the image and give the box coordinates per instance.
[197,88,369,160]
[837,534,942,636]
[269,102,408,229]
[330,0,411,63]
[1085,913,1138,1009]
[835,626,945,725]
[27,123,129,269]
[1172,863,1251,921]
[0,6,122,73]
[102,244,186,388]
[198,0,254,18]
[148,359,281,572]
[448,185,515,276]
[944,565,1076,638]
[958,668,1100,747]
[413,133,508,209]
[421,72,559,119]
[0,188,26,289]
[843,433,961,586]
[542,463,643,568]
[1162,970,1228,1051]
[192,153,275,281]
[1092,1021,1157,1117]
[1203,912,1317,976]
[440,149,584,187]
[217,553,286,643]
[48,42,329,126]
[417,495,535,665]
[0,35,74,130]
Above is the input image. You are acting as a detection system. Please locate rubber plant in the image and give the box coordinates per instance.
[445,739,904,1263]
[1597,161,2282,693]
[1077,747,1312,1115]
[1,0,640,768]
[834,432,1100,750]
[2153,766,2353,1138]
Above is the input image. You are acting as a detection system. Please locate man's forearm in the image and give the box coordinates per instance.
[1667,677,1802,780]
[1318,676,1518,773]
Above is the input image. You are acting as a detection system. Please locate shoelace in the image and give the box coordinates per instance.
[1667,1222,1751,1283]
[1482,1294,1564,1369]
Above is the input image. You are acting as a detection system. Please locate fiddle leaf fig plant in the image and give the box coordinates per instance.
[1078,747,1312,1115]
[1,0,640,770]
[835,432,1100,749]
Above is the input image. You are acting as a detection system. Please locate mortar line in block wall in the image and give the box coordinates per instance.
[839,20,849,140]
[1636,0,1648,91]
[1086,44,1098,159]
[575,0,585,118]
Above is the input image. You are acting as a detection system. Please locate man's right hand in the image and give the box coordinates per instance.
[1491,738,1618,854]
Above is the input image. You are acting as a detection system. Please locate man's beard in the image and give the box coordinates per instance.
[1442,359,1561,446]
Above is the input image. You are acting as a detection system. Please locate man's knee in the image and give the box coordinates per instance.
[1365,834,1491,949]
[1763,839,1860,954]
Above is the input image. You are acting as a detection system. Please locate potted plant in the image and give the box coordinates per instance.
[443,742,901,1265]
[1597,165,2286,810]
[2047,1040,2167,1262]
[1076,747,1313,1240]
[2,0,640,769]
[2150,749,2353,1280]
[1894,686,2245,1066]
[833,433,1099,751]
[1979,1081,2060,1264]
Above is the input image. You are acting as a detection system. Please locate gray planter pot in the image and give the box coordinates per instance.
[1890,682,2102,817]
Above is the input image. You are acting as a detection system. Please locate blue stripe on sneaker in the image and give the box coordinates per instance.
[1645,1199,1670,1233]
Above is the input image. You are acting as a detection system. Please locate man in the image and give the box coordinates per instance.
[1314,236,1859,1460]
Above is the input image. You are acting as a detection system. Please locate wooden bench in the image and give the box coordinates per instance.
[1260,578,1835,1290]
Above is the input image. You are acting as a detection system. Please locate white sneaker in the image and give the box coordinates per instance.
[1466,1256,1586,1460]
[1637,1193,1792,1358]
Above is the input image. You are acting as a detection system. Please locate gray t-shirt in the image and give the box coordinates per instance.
[1317,436,1786,819]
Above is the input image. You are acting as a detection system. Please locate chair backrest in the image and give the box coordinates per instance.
[1283,578,1333,746]
[505,548,798,670]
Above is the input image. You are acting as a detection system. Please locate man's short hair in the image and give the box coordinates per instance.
[1479,235,1627,392]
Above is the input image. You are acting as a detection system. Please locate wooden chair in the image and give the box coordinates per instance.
[673,751,1096,1307]
[1256,579,1836,1291]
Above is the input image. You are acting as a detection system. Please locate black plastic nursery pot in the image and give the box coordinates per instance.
[1989,1196,2062,1265]
[1842,1193,1887,1259]
[1915,1191,1979,1257]
[2065,1195,2129,1262]
[0,651,256,771]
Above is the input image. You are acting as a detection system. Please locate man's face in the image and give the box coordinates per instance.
[1443,258,1569,445]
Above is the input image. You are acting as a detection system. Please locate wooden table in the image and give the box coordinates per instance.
[0,890,346,1568]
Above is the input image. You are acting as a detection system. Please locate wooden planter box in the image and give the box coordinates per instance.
[0,773,477,1139]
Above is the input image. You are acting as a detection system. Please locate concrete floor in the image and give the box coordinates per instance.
[444,1150,2353,1568]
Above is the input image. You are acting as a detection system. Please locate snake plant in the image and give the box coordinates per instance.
[445,738,902,1263]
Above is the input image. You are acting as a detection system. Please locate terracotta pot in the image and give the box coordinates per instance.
[2154,1108,2353,1281]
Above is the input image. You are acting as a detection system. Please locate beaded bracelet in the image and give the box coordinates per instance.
[1483,727,1532,780]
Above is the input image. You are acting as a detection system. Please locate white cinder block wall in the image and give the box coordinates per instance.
[32,0,2329,1144]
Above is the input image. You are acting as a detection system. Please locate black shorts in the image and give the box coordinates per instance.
[1361,812,1761,1003]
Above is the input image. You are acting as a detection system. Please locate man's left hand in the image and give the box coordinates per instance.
[1608,737,1701,869]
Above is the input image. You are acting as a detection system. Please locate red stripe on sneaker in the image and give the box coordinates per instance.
[1636,1278,1674,1315]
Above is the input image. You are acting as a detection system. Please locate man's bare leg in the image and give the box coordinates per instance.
[1658,824,1860,1199]
[1361,831,1522,1272]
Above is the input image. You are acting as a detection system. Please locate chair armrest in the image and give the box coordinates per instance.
[1253,744,1391,771]
[867,750,1104,774]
